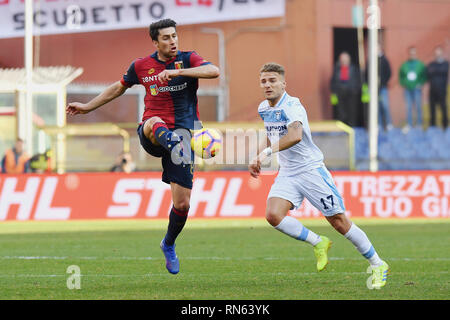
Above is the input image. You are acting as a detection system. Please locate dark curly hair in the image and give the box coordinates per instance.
[149,19,177,41]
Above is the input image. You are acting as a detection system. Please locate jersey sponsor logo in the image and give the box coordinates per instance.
[148,68,155,75]
[265,124,287,137]
[265,125,287,131]
[158,82,188,93]
[175,61,184,69]
[148,82,188,96]
[142,75,159,83]
[265,125,287,138]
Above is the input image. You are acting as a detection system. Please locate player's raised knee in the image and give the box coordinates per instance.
[143,117,166,144]
[145,116,165,132]
[148,116,165,126]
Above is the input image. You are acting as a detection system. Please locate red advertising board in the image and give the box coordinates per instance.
[0,171,449,221]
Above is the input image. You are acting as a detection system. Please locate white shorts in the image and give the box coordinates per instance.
[267,165,346,217]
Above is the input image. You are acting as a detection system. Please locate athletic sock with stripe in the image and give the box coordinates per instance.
[152,122,181,152]
[274,216,322,246]
[344,223,383,267]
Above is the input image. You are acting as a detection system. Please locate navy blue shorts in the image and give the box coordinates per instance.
[137,122,194,190]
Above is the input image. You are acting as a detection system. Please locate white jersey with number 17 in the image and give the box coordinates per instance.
[258,91,324,176]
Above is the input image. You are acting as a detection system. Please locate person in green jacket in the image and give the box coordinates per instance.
[399,46,427,130]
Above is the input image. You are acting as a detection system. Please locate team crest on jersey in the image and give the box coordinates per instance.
[148,68,155,75]
[150,84,159,96]
[175,61,184,69]
[275,111,281,120]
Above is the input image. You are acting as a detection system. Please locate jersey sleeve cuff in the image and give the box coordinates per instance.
[120,78,133,88]
[287,119,303,126]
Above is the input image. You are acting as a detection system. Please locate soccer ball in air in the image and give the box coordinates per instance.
[191,128,222,159]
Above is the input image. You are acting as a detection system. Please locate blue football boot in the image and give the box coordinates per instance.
[160,239,180,275]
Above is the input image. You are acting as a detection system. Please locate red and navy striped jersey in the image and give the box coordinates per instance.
[120,50,211,129]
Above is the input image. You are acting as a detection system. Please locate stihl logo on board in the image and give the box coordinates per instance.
[0,176,254,220]
[0,177,71,220]
[107,177,254,218]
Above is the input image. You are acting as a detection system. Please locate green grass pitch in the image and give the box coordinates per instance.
[0,219,448,300]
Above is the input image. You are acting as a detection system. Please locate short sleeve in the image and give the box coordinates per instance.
[189,51,211,68]
[284,100,306,126]
[120,61,140,87]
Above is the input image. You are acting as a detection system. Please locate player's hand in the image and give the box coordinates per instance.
[248,158,261,178]
[158,69,180,83]
[66,102,91,115]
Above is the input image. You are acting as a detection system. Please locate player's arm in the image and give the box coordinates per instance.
[178,64,220,79]
[257,121,303,163]
[270,121,303,153]
[249,136,271,178]
[66,81,128,115]
[158,64,219,82]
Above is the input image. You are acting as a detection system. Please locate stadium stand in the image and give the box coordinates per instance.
[354,126,450,170]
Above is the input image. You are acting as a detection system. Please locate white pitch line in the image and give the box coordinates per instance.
[0,272,361,278]
[0,271,448,279]
[0,256,449,261]
[0,274,152,278]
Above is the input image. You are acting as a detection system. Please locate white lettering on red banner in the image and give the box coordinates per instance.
[0,172,449,220]
[0,176,71,220]
[0,0,286,39]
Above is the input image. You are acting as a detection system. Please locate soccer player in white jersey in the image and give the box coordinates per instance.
[249,63,389,288]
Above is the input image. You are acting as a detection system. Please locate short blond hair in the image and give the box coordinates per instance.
[260,63,285,77]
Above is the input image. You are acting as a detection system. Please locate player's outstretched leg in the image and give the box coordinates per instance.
[160,183,191,275]
[326,213,389,288]
[267,197,332,272]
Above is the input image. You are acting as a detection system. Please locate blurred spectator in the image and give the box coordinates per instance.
[364,46,393,131]
[378,47,393,131]
[330,52,362,127]
[110,152,136,173]
[427,45,448,128]
[399,46,427,131]
[29,149,53,173]
[1,138,30,174]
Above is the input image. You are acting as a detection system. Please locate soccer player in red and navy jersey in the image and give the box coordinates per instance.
[66,19,219,275]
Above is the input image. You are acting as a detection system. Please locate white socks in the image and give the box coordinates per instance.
[274,218,383,267]
[344,223,383,267]
[274,216,321,246]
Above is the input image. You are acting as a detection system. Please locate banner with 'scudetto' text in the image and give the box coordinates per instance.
[0,171,449,221]
[0,0,286,39]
